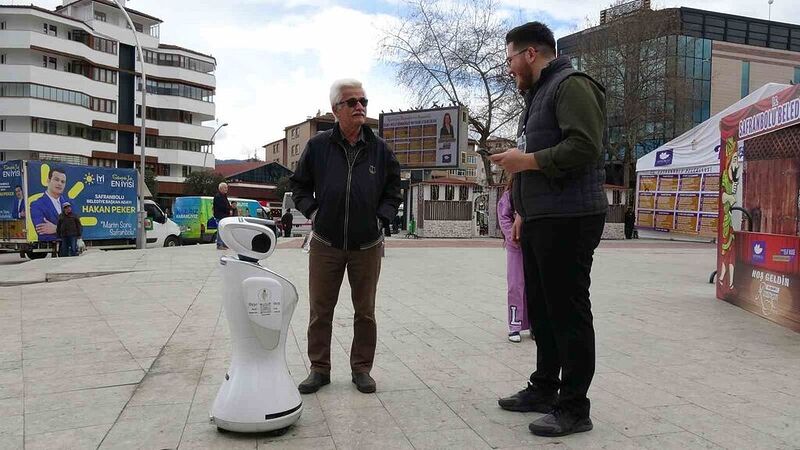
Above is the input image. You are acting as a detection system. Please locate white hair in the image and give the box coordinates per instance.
[218,182,228,190]
[329,78,364,110]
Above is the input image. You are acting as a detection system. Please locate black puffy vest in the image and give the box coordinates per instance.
[512,56,608,220]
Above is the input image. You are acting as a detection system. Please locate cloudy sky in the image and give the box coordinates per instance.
[29,0,799,160]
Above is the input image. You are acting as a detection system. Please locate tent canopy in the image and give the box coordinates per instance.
[636,83,791,173]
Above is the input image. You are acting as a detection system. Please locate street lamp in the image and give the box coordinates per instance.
[768,0,774,21]
[112,0,148,249]
[203,122,229,169]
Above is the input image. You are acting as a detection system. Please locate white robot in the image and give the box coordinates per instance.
[210,217,302,433]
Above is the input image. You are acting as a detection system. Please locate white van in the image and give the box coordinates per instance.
[144,200,182,247]
[281,192,312,236]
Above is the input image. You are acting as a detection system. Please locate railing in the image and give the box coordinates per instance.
[606,204,626,223]
[424,200,472,221]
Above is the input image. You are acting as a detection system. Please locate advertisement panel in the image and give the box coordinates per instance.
[0,160,24,220]
[379,107,464,169]
[635,167,718,238]
[26,161,137,242]
[717,84,800,332]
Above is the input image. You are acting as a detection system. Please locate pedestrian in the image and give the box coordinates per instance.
[56,202,81,257]
[290,78,401,394]
[213,182,231,250]
[281,208,294,238]
[230,201,239,217]
[497,176,530,343]
[490,22,608,437]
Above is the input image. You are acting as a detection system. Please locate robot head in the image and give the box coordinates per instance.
[218,217,277,263]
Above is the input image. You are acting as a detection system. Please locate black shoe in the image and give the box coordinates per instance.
[498,382,556,413]
[351,372,376,393]
[298,371,330,394]
[529,409,593,437]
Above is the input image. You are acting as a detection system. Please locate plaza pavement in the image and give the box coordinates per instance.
[0,237,798,449]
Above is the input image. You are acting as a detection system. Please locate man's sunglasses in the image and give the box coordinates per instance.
[336,97,368,108]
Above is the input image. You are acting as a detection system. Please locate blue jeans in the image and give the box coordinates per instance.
[60,236,78,257]
[215,219,225,247]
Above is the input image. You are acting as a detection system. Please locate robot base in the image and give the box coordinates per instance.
[211,403,302,433]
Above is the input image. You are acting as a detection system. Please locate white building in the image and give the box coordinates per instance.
[0,0,216,196]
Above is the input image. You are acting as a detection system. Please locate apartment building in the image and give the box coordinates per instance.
[0,0,217,196]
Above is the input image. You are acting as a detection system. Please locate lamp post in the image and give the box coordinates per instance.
[768,0,774,21]
[203,123,228,169]
[112,0,148,249]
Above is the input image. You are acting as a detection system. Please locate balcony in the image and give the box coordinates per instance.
[0,30,118,68]
[0,131,116,157]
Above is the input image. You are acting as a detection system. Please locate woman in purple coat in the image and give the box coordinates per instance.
[497,176,531,342]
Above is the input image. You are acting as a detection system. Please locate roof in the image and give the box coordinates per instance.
[262,137,286,148]
[412,177,479,186]
[0,4,96,30]
[214,161,268,178]
[56,0,163,23]
[158,44,216,62]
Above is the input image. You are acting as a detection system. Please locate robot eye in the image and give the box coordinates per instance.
[251,233,272,254]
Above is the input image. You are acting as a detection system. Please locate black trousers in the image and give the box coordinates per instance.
[521,214,605,418]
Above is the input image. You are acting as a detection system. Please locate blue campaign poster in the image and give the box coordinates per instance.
[0,160,24,221]
[26,161,138,242]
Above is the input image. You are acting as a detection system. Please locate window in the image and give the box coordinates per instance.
[430,185,439,200]
[795,67,800,85]
[741,61,750,98]
[134,23,144,33]
[445,185,455,201]
[48,57,56,70]
[158,165,170,176]
[0,119,5,132]
[94,11,106,22]
[182,165,192,177]
[0,22,5,30]
[459,186,468,201]
[43,23,57,36]
[1,54,5,64]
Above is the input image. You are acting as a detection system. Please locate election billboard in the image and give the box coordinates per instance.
[379,106,467,169]
[25,161,138,242]
[0,160,24,221]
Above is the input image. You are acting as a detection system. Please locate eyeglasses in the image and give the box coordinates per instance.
[336,97,368,108]
[506,47,533,66]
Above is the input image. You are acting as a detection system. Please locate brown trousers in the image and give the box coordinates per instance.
[307,238,382,374]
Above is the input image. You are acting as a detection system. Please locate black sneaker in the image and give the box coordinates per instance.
[351,372,376,393]
[298,371,330,394]
[529,408,593,437]
[498,382,556,413]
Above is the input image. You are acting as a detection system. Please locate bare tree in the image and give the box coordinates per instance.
[381,0,522,185]
[573,5,690,189]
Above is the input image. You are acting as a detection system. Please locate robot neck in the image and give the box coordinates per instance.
[238,255,261,264]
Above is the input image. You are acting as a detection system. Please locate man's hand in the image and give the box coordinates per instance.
[35,219,56,235]
[489,148,539,174]
[511,213,523,246]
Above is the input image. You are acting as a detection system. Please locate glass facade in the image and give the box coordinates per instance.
[0,82,116,113]
[143,50,215,73]
[31,117,115,143]
[136,77,214,102]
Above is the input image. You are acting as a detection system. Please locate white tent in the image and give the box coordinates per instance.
[636,83,791,173]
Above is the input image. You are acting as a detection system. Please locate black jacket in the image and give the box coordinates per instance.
[213,193,230,220]
[57,213,82,237]
[290,124,402,251]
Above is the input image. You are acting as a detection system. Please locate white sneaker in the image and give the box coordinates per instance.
[508,332,521,343]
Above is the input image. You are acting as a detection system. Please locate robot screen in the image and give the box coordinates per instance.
[252,233,272,253]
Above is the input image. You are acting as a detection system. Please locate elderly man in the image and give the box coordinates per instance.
[491,22,607,437]
[290,79,401,394]
[213,182,231,250]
